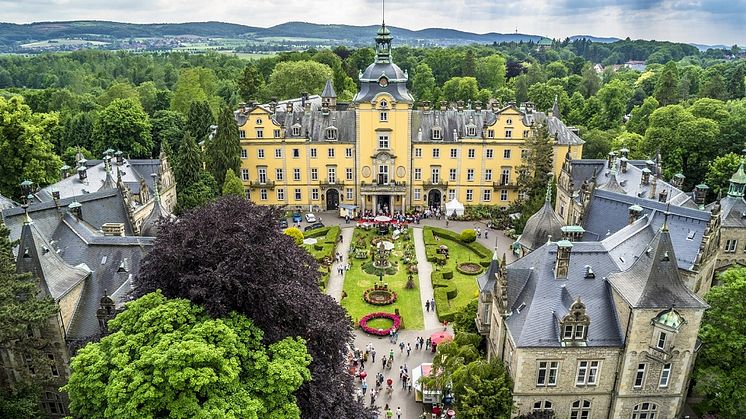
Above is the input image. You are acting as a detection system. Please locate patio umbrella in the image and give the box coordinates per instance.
[430,331,454,346]
[374,215,392,222]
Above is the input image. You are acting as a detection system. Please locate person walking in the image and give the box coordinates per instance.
[406,343,411,356]
[425,300,430,312]
[431,298,436,310]
[385,405,393,419]
[371,348,376,363]
[389,349,394,361]
[399,365,403,379]
[382,356,387,369]
[396,406,402,419]
[484,230,488,240]
[361,379,368,395]
[399,341,405,354]
[370,388,376,406]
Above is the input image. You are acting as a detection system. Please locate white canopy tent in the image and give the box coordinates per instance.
[445,198,465,217]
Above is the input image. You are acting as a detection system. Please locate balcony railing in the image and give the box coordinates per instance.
[249,180,276,189]
[493,181,518,191]
[422,179,449,189]
[319,179,344,189]
[360,181,407,193]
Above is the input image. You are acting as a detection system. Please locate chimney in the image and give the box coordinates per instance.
[102,222,126,237]
[457,100,464,112]
[492,101,500,112]
[51,189,60,201]
[607,151,616,169]
[525,101,535,113]
[269,97,278,114]
[115,150,124,165]
[584,265,595,279]
[239,102,246,113]
[658,189,668,202]
[69,201,82,219]
[619,148,629,158]
[60,164,71,178]
[628,204,643,224]
[286,101,294,113]
[641,168,652,185]
[440,100,447,111]
[423,101,431,111]
[77,165,88,182]
[561,225,585,241]
[475,100,482,111]
[620,157,629,173]
[672,173,685,189]
[555,240,572,279]
[321,99,330,115]
[694,184,709,206]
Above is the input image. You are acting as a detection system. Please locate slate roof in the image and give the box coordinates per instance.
[321,79,336,98]
[718,196,746,228]
[608,227,708,309]
[272,110,357,143]
[532,112,585,145]
[477,250,500,293]
[411,109,497,142]
[516,199,564,252]
[0,193,15,211]
[140,196,171,237]
[581,189,711,271]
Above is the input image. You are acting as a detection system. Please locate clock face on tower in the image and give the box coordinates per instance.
[379,76,388,87]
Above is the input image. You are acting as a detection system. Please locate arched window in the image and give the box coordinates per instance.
[632,402,658,419]
[326,126,338,140]
[570,399,591,419]
[532,400,553,413]
[380,99,388,108]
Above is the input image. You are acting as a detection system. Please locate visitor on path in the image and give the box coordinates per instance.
[399,341,405,353]
[431,298,436,310]
[401,374,408,389]
[361,380,368,395]
[425,300,430,312]
[396,406,402,419]
[485,230,488,240]
[446,218,449,227]
[406,343,411,356]
[385,405,393,419]
[370,388,376,406]
[382,357,387,369]
[399,365,403,379]
[426,338,431,351]
[371,348,376,363]
[389,349,394,361]
[408,380,413,392]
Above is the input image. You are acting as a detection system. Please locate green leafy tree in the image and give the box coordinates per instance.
[0,222,58,418]
[284,227,304,245]
[689,98,730,124]
[171,67,220,116]
[313,49,355,99]
[411,63,437,103]
[595,79,633,129]
[222,168,245,197]
[475,55,507,90]
[699,70,727,100]
[451,359,514,419]
[494,86,515,104]
[461,49,477,77]
[136,81,160,115]
[566,91,586,126]
[580,64,601,97]
[654,61,680,106]
[626,96,659,135]
[0,96,63,198]
[452,299,480,335]
[516,123,554,204]
[62,291,311,419]
[238,63,265,102]
[92,98,153,158]
[726,64,745,100]
[442,77,479,103]
[60,111,96,151]
[61,146,94,168]
[150,110,186,154]
[513,75,529,104]
[694,267,746,418]
[611,132,645,159]
[176,171,219,214]
[186,100,215,143]
[705,153,742,197]
[206,106,241,187]
[527,82,569,114]
[266,61,333,100]
[98,81,139,107]
[174,132,203,191]
[581,128,616,159]
[459,229,477,243]
[545,61,569,79]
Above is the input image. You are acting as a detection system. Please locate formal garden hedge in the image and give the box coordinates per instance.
[302,226,341,289]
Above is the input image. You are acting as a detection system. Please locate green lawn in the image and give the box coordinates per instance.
[432,236,481,311]
[341,228,424,330]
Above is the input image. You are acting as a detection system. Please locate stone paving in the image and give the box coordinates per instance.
[326,226,354,302]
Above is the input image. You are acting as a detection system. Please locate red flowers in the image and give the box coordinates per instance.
[359,312,402,336]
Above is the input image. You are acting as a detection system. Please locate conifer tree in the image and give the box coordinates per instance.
[185,100,214,143]
[222,169,245,197]
[237,64,264,102]
[205,106,241,187]
[174,132,202,191]
[654,61,680,105]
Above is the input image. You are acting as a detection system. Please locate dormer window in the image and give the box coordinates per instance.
[651,308,684,353]
[379,77,389,88]
[432,127,442,140]
[326,126,338,141]
[560,298,590,346]
[292,124,301,137]
[256,118,262,125]
[467,126,477,137]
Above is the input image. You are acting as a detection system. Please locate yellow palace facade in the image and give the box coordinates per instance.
[234,24,584,213]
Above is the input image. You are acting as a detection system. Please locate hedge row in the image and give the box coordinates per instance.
[432,272,459,322]
[306,226,341,264]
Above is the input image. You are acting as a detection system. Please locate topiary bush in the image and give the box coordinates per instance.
[460,229,477,243]
[284,227,304,245]
[441,268,453,279]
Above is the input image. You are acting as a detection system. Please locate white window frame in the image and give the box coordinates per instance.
[327,167,336,184]
[275,148,282,158]
[504,149,511,159]
[310,148,317,158]
[414,189,421,200]
[659,363,671,388]
[378,135,390,149]
[258,149,265,158]
[487,129,494,138]
[256,128,264,138]
[276,188,285,201]
[634,363,646,388]
[292,148,300,158]
[241,169,249,181]
[486,149,494,159]
[448,189,456,200]
[311,168,318,181]
[485,169,492,181]
[293,168,301,181]
[328,148,335,158]
[432,128,442,140]
[467,169,475,181]
[294,188,302,201]
[500,189,508,201]
[468,149,475,158]
[576,361,599,386]
[414,168,422,181]
[346,188,353,200]
[432,148,440,158]
[274,129,281,138]
[239,130,246,139]
[483,189,491,202]
[380,111,388,122]
[275,168,284,181]
[346,168,353,181]
[312,189,319,200]
[260,189,268,200]
[537,361,559,387]
[415,148,422,158]
[466,189,473,202]
[450,148,458,158]
[346,147,353,158]
[240,149,247,159]
[656,331,667,350]
[449,168,457,182]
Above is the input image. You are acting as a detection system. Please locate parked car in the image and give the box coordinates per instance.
[304,222,325,232]
[305,213,317,223]
[292,212,303,223]
[278,219,289,229]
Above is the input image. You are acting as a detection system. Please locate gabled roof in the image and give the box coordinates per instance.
[321,79,336,98]
[477,250,500,293]
[608,225,708,309]
[718,195,746,228]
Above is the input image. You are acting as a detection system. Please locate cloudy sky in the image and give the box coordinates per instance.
[1,0,744,46]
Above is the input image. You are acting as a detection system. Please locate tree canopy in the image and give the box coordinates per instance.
[222,168,245,197]
[266,61,334,100]
[132,198,368,418]
[92,97,153,158]
[63,291,311,419]
[205,106,241,187]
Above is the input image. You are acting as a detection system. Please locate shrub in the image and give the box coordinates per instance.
[460,229,477,243]
[441,269,453,279]
[284,227,304,245]
[313,243,324,251]
[423,228,437,245]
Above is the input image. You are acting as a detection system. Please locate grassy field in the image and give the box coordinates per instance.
[341,228,424,330]
[433,236,482,311]
[20,39,109,48]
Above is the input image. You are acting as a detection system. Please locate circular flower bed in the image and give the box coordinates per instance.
[360,312,401,336]
[457,262,484,275]
[364,287,398,305]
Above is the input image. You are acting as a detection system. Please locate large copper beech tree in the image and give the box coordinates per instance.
[134,197,369,418]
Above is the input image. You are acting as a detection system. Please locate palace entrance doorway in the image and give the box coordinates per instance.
[326,189,340,210]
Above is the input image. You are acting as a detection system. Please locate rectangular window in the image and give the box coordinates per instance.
[537,361,559,386]
[241,169,249,181]
[504,149,511,159]
[500,168,510,185]
[378,135,389,149]
[378,165,389,184]
[485,169,493,181]
[487,129,495,138]
[274,129,281,138]
[450,148,458,158]
[448,189,456,200]
[328,148,335,158]
[467,169,475,181]
[431,168,440,184]
[657,331,667,350]
[346,148,353,158]
[468,126,476,136]
[414,168,422,181]
[258,168,267,184]
[294,189,302,200]
[501,190,508,201]
[486,149,494,159]
[239,129,246,138]
[275,168,284,181]
[505,130,512,138]
[312,189,319,200]
[564,325,574,339]
[241,149,247,158]
[521,149,530,159]
[346,168,353,181]
[523,130,530,138]
[415,148,422,158]
[311,168,318,181]
[466,189,473,201]
[346,188,353,200]
[433,148,440,158]
[276,188,285,200]
[258,149,265,158]
[48,354,59,377]
[292,148,300,158]
[260,189,268,200]
[659,363,671,388]
[380,111,388,122]
[468,149,475,158]
[576,361,599,386]
[725,239,737,253]
[414,189,421,200]
[328,168,336,184]
[310,148,317,158]
[275,148,282,158]
[293,168,301,181]
[432,128,442,140]
[246,189,251,201]
[634,363,646,388]
[575,324,585,339]
[292,126,300,136]
[449,169,457,182]
[483,189,491,201]
[256,128,263,138]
